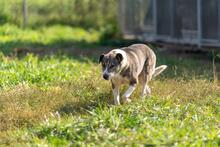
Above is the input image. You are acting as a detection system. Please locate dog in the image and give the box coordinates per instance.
[99,44,167,105]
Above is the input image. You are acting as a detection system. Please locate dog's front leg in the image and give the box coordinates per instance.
[111,81,120,105]
[122,79,137,103]
[113,87,120,105]
[122,85,136,103]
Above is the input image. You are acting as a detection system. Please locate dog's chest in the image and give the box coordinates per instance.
[111,74,129,85]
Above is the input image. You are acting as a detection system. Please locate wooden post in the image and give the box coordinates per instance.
[22,0,28,28]
[218,0,220,41]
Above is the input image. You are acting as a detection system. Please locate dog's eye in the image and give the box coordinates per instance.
[110,65,115,68]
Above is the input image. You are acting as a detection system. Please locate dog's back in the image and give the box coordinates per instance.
[122,44,156,80]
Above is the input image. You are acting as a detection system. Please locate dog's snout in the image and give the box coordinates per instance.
[103,74,109,80]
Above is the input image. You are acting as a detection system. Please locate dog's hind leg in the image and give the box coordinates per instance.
[140,73,151,99]
[141,83,151,98]
[139,61,154,100]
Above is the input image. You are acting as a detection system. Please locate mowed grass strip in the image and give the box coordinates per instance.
[0,53,219,146]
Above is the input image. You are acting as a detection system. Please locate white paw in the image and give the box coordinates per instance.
[122,97,132,104]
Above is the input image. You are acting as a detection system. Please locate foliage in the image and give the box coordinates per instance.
[0,0,117,29]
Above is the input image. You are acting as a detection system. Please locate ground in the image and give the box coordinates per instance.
[0,24,219,146]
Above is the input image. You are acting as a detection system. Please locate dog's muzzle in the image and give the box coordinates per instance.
[103,74,109,80]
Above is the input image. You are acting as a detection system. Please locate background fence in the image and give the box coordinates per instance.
[119,0,220,47]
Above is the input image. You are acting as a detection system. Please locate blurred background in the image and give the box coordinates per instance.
[1,0,220,54]
[0,0,117,28]
[0,0,121,55]
[119,0,220,48]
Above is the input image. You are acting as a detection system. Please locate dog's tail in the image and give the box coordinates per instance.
[152,65,167,78]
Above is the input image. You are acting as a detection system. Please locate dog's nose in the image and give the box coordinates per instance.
[103,74,109,80]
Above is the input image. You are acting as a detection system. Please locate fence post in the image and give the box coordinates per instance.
[153,0,157,40]
[218,0,220,41]
[197,0,202,47]
[22,0,28,28]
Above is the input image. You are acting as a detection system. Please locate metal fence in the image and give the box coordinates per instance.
[118,0,220,47]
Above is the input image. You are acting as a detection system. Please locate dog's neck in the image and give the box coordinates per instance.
[111,49,128,69]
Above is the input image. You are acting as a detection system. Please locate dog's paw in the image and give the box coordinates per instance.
[114,101,121,105]
[114,99,121,105]
[122,97,132,104]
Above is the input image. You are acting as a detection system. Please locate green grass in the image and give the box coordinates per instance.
[0,54,93,88]
[0,24,100,54]
[3,100,219,146]
[0,25,219,146]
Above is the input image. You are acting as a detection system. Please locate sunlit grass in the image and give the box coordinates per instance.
[0,54,93,88]
[0,24,100,53]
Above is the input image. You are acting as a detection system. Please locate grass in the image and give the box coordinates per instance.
[0,25,219,146]
[0,24,100,54]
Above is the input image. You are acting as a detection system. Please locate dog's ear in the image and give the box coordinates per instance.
[99,54,105,64]
[116,53,123,63]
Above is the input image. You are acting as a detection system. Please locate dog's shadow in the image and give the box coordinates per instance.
[57,91,112,115]
[56,84,147,116]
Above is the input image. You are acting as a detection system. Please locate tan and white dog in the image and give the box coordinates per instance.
[99,44,167,105]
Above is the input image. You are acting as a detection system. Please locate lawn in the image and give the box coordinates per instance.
[0,25,219,146]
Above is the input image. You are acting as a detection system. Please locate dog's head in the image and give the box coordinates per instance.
[99,50,126,80]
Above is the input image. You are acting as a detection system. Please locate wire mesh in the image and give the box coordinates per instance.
[119,0,220,47]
